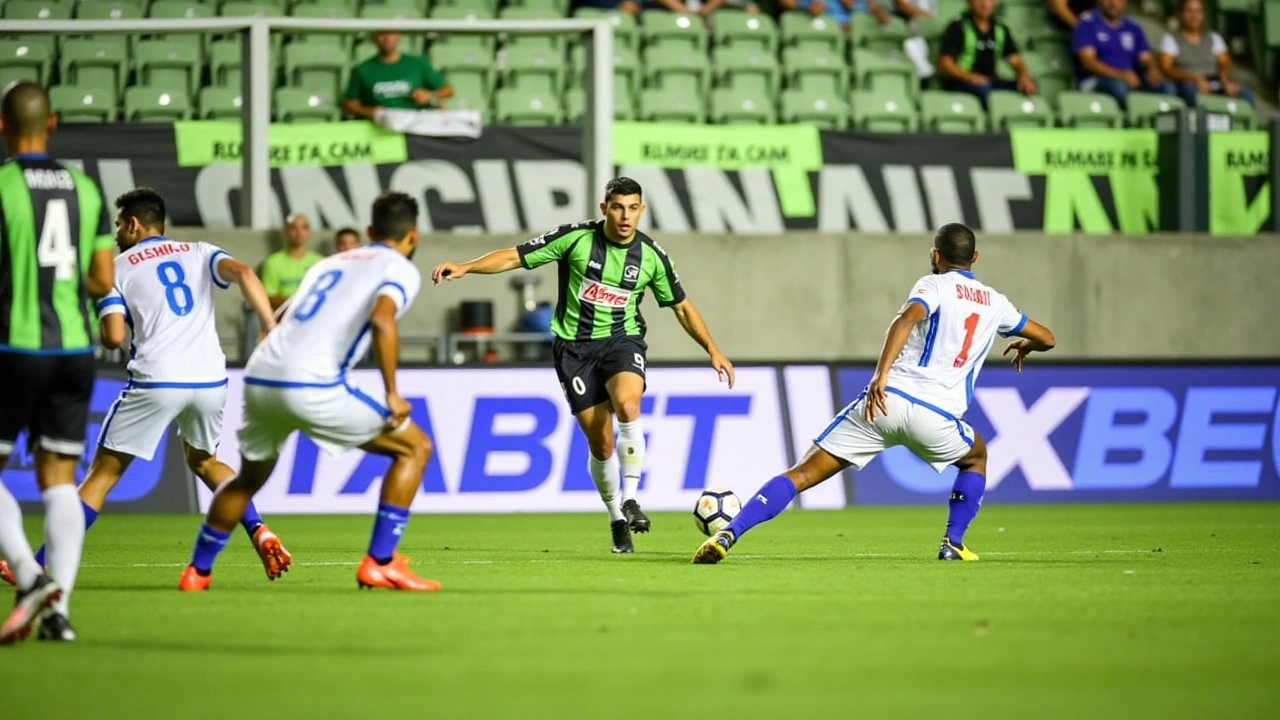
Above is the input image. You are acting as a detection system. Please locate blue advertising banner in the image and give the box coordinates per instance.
[835,365,1280,504]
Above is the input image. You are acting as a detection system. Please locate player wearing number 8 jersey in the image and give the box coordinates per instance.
[433,178,736,554]
[693,223,1058,565]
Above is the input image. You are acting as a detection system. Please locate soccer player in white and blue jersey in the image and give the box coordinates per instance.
[0,187,292,589]
[694,223,1057,564]
[180,192,440,592]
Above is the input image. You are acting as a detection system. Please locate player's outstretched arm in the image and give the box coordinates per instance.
[217,257,277,334]
[670,299,735,389]
[369,296,410,429]
[1003,319,1056,372]
[431,248,521,285]
[865,301,928,421]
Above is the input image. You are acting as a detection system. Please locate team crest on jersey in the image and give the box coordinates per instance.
[579,279,631,308]
[624,265,640,281]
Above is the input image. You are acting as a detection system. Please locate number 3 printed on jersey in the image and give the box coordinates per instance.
[294,270,343,322]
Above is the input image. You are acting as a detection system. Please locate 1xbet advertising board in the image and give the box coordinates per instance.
[836,365,1280,505]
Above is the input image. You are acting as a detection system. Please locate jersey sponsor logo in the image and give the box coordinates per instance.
[1120,32,1134,50]
[128,243,193,265]
[624,265,640,281]
[955,284,992,306]
[587,260,603,270]
[579,279,631,308]
[372,80,413,98]
[23,168,75,190]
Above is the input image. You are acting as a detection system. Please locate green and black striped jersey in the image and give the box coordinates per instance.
[517,220,686,342]
[0,154,113,354]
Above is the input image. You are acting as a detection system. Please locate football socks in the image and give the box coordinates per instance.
[616,420,645,503]
[42,484,85,616]
[726,475,798,540]
[34,500,97,567]
[368,502,410,565]
[190,524,231,574]
[945,470,986,547]
[240,502,265,538]
[589,453,625,522]
[0,484,41,589]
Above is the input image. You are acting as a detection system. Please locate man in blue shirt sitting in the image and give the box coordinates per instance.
[1072,0,1173,107]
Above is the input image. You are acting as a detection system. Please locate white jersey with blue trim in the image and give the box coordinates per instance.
[97,236,232,386]
[245,245,421,386]
[885,269,1027,417]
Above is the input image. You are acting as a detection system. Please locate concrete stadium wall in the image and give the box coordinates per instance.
[180,228,1280,362]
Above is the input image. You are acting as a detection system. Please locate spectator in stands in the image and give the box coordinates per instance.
[937,0,1036,106]
[341,32,454,121]
[1072,0,1172,107]
[261,213,325,310]
[1047,0,1096,30]
[1158,0,1255,107]
[334,227,362,253]
[778,0,892,30]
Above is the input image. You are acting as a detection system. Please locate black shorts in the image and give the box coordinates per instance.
[552,335,647,415]
[0,352,96,457]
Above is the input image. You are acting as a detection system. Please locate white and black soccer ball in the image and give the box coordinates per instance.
[693,488,742,536]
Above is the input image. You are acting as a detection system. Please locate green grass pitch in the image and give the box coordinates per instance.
[2,503,1278,720]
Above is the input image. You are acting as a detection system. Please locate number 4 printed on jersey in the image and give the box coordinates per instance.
[38,199,77,282]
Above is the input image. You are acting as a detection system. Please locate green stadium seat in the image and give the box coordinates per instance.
[444,75,491,122]
[639,85,704,123]
[60,37,128,95]
[567,42,639,95]
[913,15,950,49]
[643,12,708,52]
[500,43,563,95]
[134,38,201,97]
[75,0,142,21]
[936,0,967,20]
[571,8,639,50]
[783,46,849,96]
[506,0,567,12]
[293,0,357,11]
[1197,94,1257,129]
[779,87,847,129]
[0,37,52,86]
[714,45,779,101]
[644,48,710,99]
[433,0,496,10]
[1125,91,1185,127]
[198,85,242,119]
[563,85,636,122]
[919,90,986,132]
[711,10,778,52]
[851,14,909,55]
[147,0,214,58]
[429,4,494,20]
[48,83,117,122]
[284,43,347,97]
[432,41,497,90]
[494,86,563,125]
[1019,53,1072,105]
[999,3,1047,33]
[219,1,282,17]
[361,0,427,14]
[709,86,775,124]
[124,84,192,121]
[3,0,72,20]
[274,87,338,122]
[499,5,564,48]
[1029,34,1071,58]
[850,87,918,131]
[209,38,242,86]
[987,90,1055,128]
[288,4,355,51]
[1056,90,1123,128]
[779,11,844,53]
[853,49,917,97]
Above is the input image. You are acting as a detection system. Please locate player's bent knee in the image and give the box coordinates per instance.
[614,397,642,422]
[588,437,615,461]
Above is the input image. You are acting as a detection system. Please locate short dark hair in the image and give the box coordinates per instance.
[1,81,51,137]
[115,187,167,232]
[335,227,360,240]
[934,223,976,266]
[369,192,418,242]
[604,177,642,202]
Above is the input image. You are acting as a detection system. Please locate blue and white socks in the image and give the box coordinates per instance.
[368,502,410,564]
[726,475,798,540]
[945,471,987,546]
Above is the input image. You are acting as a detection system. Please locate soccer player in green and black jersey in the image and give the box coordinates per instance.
[0,82,115,644]
[432,177,735,554]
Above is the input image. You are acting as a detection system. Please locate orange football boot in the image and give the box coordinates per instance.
[251,525,292,580]
[0,560,14,587]
[355,555,441,592]
[178,565,212,592]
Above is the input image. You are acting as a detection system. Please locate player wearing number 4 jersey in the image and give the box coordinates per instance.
[0,188,292,591]
[693,223,1058,565]
[433,177,735,554]
[180,192,440,592]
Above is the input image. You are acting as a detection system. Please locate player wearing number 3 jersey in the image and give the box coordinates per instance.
[694,223,1058,565]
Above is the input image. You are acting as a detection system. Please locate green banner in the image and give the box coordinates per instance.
[173,120,408,168]
[1010,129,1159,234]
[612,121,823,218]
[1208,131,1269,235]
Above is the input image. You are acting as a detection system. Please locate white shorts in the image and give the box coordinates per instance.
[98,382,227,461]
[815,389,976,473]
[238,380,391,462]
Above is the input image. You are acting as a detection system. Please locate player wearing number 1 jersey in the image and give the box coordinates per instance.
[693,223,1057,565]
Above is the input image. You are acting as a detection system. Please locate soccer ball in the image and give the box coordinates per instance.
[693,488,742,536]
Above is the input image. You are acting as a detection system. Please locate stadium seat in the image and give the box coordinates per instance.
[274,87,338,122]
[499,6,565,49]
[1056,90,1123,128]
[644,48,711,100]
[124,85,192,121]
[779,87,848,129]
[642,12,709,52]
[60,37,128,95]
[210,38,242,86]
[494,87,563,125]
[850,88,919,132]
[913,15,950,54]
[432,41,497,91]
[293,0,357,12]
[75,0,141,21]
[134,38,201,97]
[709,86,775,124]
[361,0,428,15]
[714,45,779,101]
[571,8,639,50]
[218,2,285,53]
[3,0,73,21]
[284,43,348,98]
[783,46,849,96]
[853,49,917,98]
[639,86,704,123]
[48,83,118,122]
[434,0,497,10]
[987,90,1055,129]
[1197,94,1257,129]
[1029,34,1071,58]
[999,3,1048,34]
[1125,92,1186,127]
[198,85,243,119]
[505,0,568,12]
[919,90,986,132]
[562,85,637,122]
[288,4,355,52]
[851,14,910,55]
[710,10,778,53]
[500,43,563,95]
[147,1,215,58]
[429,4,495,20]
[0,38,52,86]
[1019,52,1072,104]
[779,11,844,53]
[567,43,639,95]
